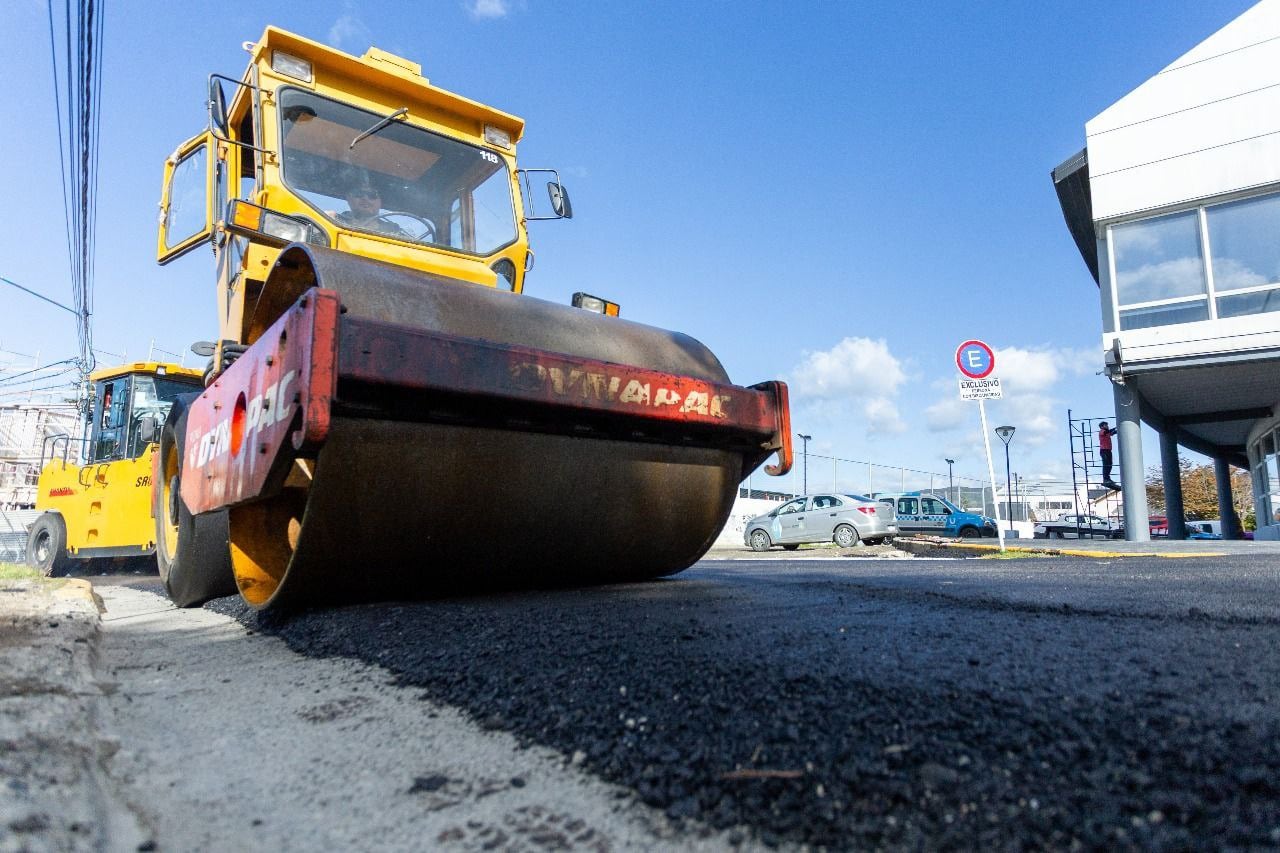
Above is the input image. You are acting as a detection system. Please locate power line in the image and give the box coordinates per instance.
[0,275,79,316]
[46,0,105,380]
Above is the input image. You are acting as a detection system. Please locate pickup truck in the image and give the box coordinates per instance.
[1033,513,1122,540]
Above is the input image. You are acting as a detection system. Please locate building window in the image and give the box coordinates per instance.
[1109,190,1280,331]
[1206,193,1280,320]
[1112,210,1208,330]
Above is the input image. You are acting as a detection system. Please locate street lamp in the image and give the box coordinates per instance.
[797,433,812,495]
[945,458,955,504]
[995,425,1016,535]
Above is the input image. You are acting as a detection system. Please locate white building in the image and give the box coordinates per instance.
[1054,0,1280,540]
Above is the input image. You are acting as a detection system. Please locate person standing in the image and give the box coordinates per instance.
[1098,421,1120,491]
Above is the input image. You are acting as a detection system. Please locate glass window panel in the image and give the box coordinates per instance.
[1207,193,1280,292]
[1119,300,1209,330]
[278,89,516,254]
[165,145,208,250]
[1216,288,1280,319]
[1111,211,1206,306]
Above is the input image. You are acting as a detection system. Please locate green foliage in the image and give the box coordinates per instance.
[1145,459,1253,524]
[0,562,42,581]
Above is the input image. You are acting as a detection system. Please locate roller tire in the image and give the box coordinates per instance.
[154,396,237,607]
[748,529,772,552]
[26,513,73,577]
[834,524,859,548]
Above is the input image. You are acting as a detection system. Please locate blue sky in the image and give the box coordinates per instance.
[0,0,1258,496]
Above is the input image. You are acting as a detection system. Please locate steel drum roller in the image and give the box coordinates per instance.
[226,246,748,609]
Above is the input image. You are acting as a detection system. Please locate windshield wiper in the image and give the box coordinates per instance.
[349,107,408,149]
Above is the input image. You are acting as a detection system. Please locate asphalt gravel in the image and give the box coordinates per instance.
[207,554,1280,850]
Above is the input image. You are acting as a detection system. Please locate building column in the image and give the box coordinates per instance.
[1215,457,1241,539]
[1113,382,1151,541]
[1159,428,1188,539]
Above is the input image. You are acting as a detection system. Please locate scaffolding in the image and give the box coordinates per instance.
[1067,409,1124,535]
[0,404,81,509]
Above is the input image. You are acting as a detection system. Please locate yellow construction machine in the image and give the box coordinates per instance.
[155,27,791,610]
[25,363,235,601]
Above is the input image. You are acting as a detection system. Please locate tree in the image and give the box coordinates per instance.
[1145,458,1254,529]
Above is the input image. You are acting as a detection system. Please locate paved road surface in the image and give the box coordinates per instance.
[74,550,1280,849]
[197,552,1280,849]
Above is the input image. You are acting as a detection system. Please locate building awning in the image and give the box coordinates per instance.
[1052,148,1100,285]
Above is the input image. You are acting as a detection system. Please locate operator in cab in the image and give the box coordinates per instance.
[336,174,409,239]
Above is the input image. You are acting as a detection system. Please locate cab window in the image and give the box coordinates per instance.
[91,378,131,463]
[126,376,201,457]
[897,498,918,515]
[920,498,948,515]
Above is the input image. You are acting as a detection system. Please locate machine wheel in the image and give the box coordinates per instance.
[958,526,980,539]
[26,513,72,577]
[1049,530,1063,540]
[834,524,859,548]
[782,543,800,551]
[748,530,772,552]
[154,397,237,607]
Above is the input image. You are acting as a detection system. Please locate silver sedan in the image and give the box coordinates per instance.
[744,493,898,551]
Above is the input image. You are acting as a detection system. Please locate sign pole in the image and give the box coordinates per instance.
[977,398,1005,552]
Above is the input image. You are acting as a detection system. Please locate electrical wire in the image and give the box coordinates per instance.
[46,0,104,394]
[0,359,78,387]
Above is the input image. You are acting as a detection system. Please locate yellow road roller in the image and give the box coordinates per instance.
[25,363,235,602]
[156,27,791,610]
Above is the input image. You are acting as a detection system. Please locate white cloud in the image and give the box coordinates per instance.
[790,337,905,399]
[925,395,967,432]
[864,397,907,436]
[466,0,516,19]
[788,337,908,437]
[329,9,373,51]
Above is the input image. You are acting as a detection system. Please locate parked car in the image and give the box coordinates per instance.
[1187,520,1223,539]
[1033,513,1122,539]
[1149,515,1168,537]
[873,492,997,538]
[744,493,897,551]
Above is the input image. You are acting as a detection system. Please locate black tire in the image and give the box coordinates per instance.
[834,524,859,548]
[154,396,237,607]
[782,543,800,551]
[1049,530,1063,540]
[867,537,885,545]
[748,529,772,552]
[958,526,980,539]
[26,513,73,577]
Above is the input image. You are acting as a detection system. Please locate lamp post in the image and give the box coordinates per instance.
[995,426,1016,535]
[797,433,812,495]
[945,458,955,504]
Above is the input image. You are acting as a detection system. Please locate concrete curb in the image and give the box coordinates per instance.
[891,537,1227,560]
[0,578,150,850]
[51,577,105,612]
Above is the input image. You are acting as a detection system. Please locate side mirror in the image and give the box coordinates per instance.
[547,181,573,219]
[138,416,160,446]
[209,78,229,138]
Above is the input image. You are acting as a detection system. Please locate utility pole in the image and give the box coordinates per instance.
[797,433,812,495]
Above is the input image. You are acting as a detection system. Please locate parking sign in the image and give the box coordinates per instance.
[955,340,995,379]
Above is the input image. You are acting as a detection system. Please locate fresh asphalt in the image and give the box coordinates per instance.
[175,550,1280,850]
